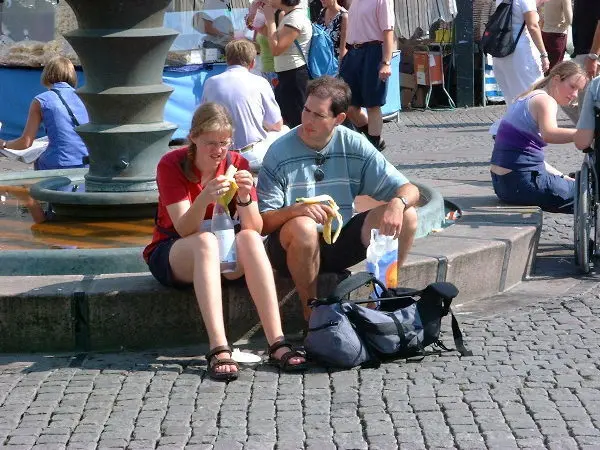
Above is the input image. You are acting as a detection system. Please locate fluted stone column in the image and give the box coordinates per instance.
[64,0,177,193]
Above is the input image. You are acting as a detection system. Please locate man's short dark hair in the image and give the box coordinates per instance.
[306,76,351,116]
[281,0,301,6]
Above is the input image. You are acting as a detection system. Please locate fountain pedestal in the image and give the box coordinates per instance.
[30,0,178,217]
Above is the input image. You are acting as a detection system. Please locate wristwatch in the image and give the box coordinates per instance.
[399,197,409,208]
[587,53,599,61]
[381,60,391,66]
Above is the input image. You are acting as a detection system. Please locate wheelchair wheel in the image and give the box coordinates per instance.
[575,165,592,273]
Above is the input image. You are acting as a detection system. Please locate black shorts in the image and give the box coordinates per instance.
[147,232,245,288]
[339,43,388,108]
[265,211,369,275]
[147,238,192,289]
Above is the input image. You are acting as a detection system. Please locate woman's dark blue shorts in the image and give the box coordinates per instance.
[339,42,388,108]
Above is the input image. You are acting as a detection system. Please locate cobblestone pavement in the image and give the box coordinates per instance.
[2,106,600,449]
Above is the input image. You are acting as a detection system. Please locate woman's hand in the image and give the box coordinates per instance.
[201,175,231,204]
[234,170,254,199]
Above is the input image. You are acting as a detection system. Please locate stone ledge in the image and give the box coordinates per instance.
[0,216,540,352]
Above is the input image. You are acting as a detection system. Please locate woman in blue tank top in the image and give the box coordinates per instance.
[490,60,588,213]
[0,56,89,170]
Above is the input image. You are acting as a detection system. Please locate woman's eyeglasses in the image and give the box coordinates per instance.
[200,139,232,150]
[314,152,326,182]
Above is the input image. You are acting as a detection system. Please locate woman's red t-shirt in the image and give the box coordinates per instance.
[143,147,258,262]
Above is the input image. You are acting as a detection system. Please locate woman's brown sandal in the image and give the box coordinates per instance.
[268,340,309,372]
[205,345,239,382]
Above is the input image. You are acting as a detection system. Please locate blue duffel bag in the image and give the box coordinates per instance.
[304,272,472,368]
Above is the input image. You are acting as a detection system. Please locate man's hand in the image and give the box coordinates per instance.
[233,170,253,199]
[379,63,392,82]
[584,56,599,79]
[379,198,405,239]
[294,202,335,224]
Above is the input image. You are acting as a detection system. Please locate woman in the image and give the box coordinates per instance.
[143,103,306,381]
[316,0,347,63]
[261,0,313,127]
[0,56,89,171]
[490,61,588,213]
[491,0,550,131]
[246,2,284,89]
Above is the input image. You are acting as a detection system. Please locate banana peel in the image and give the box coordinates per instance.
[296,194,343,244]
[218,165,239,207]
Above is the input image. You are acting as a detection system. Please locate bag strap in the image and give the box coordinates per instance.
[331,271,378,300]
[514,21,526,46]
[51,88,80,127]
[450,310,473,356]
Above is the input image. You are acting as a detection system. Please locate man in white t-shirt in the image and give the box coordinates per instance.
[201,39,288,170]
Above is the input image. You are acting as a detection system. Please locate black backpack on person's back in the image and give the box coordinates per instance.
[480,0,526,58]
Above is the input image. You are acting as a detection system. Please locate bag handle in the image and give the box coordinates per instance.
[51,88,80,127]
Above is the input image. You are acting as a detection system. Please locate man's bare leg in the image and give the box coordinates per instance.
[366,106,383,137]
[279,217,321,320]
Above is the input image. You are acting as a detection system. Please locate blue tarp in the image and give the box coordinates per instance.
[0,53,400,141]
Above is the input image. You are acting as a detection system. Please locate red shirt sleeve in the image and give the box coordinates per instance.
[157,152,192,208]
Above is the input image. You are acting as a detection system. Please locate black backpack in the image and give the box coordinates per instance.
[480,0,526,58]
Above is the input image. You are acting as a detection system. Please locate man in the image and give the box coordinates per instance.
[574,75,600,151]
[339,0,394,151]
[562,1,600,122]
[257,76,419,321]
[540,0,572,70]
[201,39,287,170]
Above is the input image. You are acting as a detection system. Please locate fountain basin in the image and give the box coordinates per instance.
[0,170,448,276]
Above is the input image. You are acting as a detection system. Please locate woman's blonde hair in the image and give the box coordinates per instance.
[518,60,588,99]
[41,56,77,88]
[181,103,233,182]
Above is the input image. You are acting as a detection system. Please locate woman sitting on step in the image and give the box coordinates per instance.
[143,102,307,382]
[490,60,588,213]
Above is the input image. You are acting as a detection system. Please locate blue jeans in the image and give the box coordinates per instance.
[491,169,575,213]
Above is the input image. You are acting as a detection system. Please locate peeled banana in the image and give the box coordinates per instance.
[218,164,239,207]
[296,194,343,244]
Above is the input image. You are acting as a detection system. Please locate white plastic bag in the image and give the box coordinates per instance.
[365,229,399,298]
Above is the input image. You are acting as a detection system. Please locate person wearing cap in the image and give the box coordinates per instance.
[338,0,394,152]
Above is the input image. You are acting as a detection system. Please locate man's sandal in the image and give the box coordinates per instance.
[267,340,309,372]
[205,345,239,382]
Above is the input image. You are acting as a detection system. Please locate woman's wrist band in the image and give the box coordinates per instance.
[236,197,253,207]
[540,52,548,58]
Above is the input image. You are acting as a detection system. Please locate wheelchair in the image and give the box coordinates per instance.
[573,107,600,273]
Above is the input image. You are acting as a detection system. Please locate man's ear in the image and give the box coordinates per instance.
[249,59,256,70]
[334,112,346,126]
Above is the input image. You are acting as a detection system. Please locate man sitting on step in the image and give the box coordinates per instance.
[257,76,419,321]
[201,38,289,171]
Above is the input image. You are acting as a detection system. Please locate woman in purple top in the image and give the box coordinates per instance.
[490,61,588,213]
[0,56,89,170]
